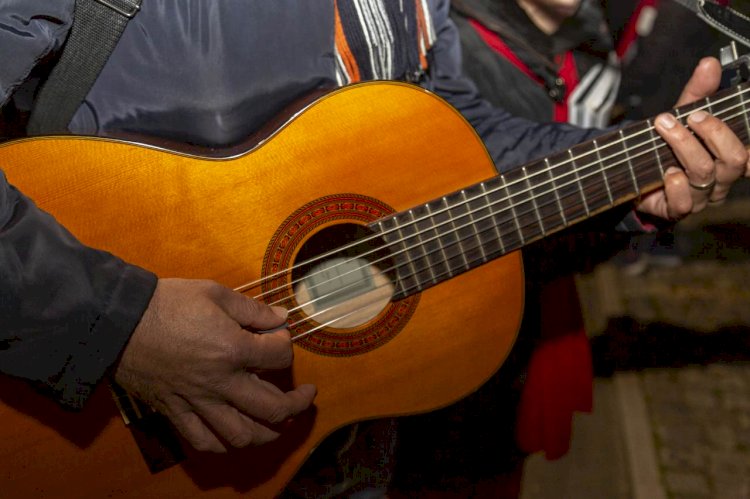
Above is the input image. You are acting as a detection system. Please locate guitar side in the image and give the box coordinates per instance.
[0,82,523,497]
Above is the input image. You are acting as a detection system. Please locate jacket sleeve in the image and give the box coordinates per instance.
[0,0,74,107]
[0,171,157,408]
[425,0,602,173]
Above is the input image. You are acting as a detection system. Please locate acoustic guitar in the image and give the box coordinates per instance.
[0,80,746,497]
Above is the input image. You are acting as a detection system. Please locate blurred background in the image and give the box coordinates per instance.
[523,1,750,497]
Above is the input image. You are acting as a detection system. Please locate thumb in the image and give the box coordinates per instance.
[216,287,288,331]
[675,57,721,106]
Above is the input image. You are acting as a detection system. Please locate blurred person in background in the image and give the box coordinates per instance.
[392,1,734,496]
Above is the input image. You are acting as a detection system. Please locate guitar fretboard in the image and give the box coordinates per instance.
[376,81,750,300]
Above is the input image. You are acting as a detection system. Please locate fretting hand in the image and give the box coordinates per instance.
[638,57,750,220]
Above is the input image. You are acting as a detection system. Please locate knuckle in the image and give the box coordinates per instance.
[201,280,227,301]
[693,157,715,175]
[275,344,294,368]
[191,436,220,452]
[728,148,749,168]
[703,117,724,134]
[222,338,248,366]
[227,429,256,449]
[197,279,218,293]
[243,297,263,317]
[671,126,692,144]
[266,404,292,425]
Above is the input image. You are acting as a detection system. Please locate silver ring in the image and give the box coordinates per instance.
[689,178,716,191]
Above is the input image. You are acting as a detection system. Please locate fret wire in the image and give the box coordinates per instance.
[592,139,614,206]
[461,189,489,263]
[422,202,453,283]
[424,201,454,279]
[621,122,664,189]
[481,181,507,254]
[377,219,409,297]
[435,197,464,276]
[450,190,488,268]
[467,183,505,261]
[408,208,437,286]
[522,166,546,235]
[443,196,471,271]
[401,211,425,292]
[619,129,640,193]
[646,119,665,177]
[568,148,590,216]
[544,157,568,226]
[502,175,525,246]
[575,141,614,214]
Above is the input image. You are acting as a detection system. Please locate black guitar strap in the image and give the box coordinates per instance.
[673,0,750,50]
[27,0,142,135]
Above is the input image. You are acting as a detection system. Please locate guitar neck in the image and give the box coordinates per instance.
[377,81,750,299]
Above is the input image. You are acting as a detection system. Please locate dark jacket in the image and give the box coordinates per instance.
[451,0,617,125]
[0,0,598,408]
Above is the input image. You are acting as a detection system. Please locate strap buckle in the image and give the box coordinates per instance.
[94,0,141,18]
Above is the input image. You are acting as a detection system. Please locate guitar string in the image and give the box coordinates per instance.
[273,130,655,318]
[236,87,750,300]
[235,88,750,308]
[244,94,750,317]
[258,105,750,327]
[250,97,750,313]
[287,104,750,341]
[289,249,515,341]
[271,123,680,314]
[237,87,750,303]
[267,107,750,323]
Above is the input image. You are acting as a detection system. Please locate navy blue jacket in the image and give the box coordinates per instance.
[0,0,598,407]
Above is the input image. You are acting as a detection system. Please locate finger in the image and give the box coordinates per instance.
[158,395,228,453]
[636,166,691,220]
[214,285,288,331]
[238,329,296,370]
[661,167,693,219]
[194,403,280,448]
[225,373,316,425]
[675,57,721,106]
[654,113,713,210]
[687,110,749,201]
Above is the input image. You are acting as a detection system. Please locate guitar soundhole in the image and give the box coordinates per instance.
[292,224,395,328]
[262,193,419,356]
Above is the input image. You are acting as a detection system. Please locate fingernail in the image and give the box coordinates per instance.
[271,306,288,320]
[656,114,677,129]
[689,110,708,123]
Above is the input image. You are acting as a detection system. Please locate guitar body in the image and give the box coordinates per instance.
[0,82,523,497]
